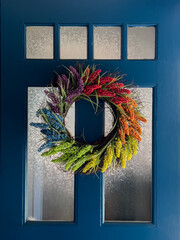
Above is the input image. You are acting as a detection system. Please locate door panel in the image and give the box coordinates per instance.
[1,0,180,240]
[27,87,75,222]
[104,88,153,222]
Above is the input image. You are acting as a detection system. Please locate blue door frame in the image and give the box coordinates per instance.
[1,0,180,239]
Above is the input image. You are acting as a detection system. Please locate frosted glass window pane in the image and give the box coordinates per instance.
[60,26,87,59]
[105,88,152,222]
[104,103,114,137]
[26,26,53,59]
[94,26,121,59]
[128,27,155,59]
[27,88,75,221]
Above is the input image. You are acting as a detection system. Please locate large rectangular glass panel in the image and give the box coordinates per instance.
[94,26,121,59]
[60,26,87,59]
[104,88,152,222]
[27,87,75,221]
[128,26,155,59]
[26,26,54,59]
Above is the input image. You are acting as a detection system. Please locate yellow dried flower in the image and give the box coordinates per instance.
[115,138,122,158]
[101,155,108,173]
[101,145,113,173]
[82,157,97,173]
[124,144,133,161]
[127,152,133,161]
[120,147,127,169]
[128,136,138,155]
[133,149,137,155]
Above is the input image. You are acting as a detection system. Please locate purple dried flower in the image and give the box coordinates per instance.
[47,102,60,114]
[57,76,62,85]
[65,67,84,104]
[69,66,79,79]
[56,76,62,95]
[69,66,84,90]
[65,81,84,103]
[65,88,82,103]
[61,74,71,90]
[77,76,84,91]
[44,90,60,104]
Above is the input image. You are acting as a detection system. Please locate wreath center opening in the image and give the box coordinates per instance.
[65,99,106,144]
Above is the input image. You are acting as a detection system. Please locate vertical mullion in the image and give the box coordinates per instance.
[122,23,127,61]
[88,24,93,60]
[100,173,105,225]
[155,25,158,60]
[54,23,59,60]
[75,99,103,227]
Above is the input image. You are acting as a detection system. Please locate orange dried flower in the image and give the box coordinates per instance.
[130,120,142,135]
[117,103,123,110]
[117,104,126,116]
[119,117,129,135]
[129,98,138,108]
[129,127,142,142]
[118,128,126,144]
[123,105,135,121]
[124,96,138,107]
[134,112,147,123]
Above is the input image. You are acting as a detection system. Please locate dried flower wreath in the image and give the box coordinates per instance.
[30,65,147,174]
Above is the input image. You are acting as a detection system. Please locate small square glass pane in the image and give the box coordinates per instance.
[94,26,121,59]
[26,26,54,59]
[60,26,87,59]
[27,88,75,221]
[128,26,155,59]
[105,88,152,222]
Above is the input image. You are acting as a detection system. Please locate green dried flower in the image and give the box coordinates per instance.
[51,146,79,163]
[41,140,75,157]
[72,155,91,172]
[65,145,93,171]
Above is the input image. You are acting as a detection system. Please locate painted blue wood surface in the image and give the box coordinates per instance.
[1,0,180,239]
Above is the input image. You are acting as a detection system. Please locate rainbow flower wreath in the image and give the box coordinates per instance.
[30,65,147,174]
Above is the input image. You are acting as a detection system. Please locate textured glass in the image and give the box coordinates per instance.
[27,88,74,221]
[128,27,155,59]
[104,103,114,137]
[26,26,53,59]
[60,26,87,59]
[65,103,75,138]
[94,26,121,59]
[105,88,152,222]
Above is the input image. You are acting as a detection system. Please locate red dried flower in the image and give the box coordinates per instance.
[96,89,116,97]
[82,68,90,82]
[110,88,131,94]
[88,69,101,84]
[83,84,102,95]
[106,82,124,88]
[110,96,129,104]
[99,77,116,85]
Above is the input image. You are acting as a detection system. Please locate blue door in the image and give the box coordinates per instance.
[1,0,180,239]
